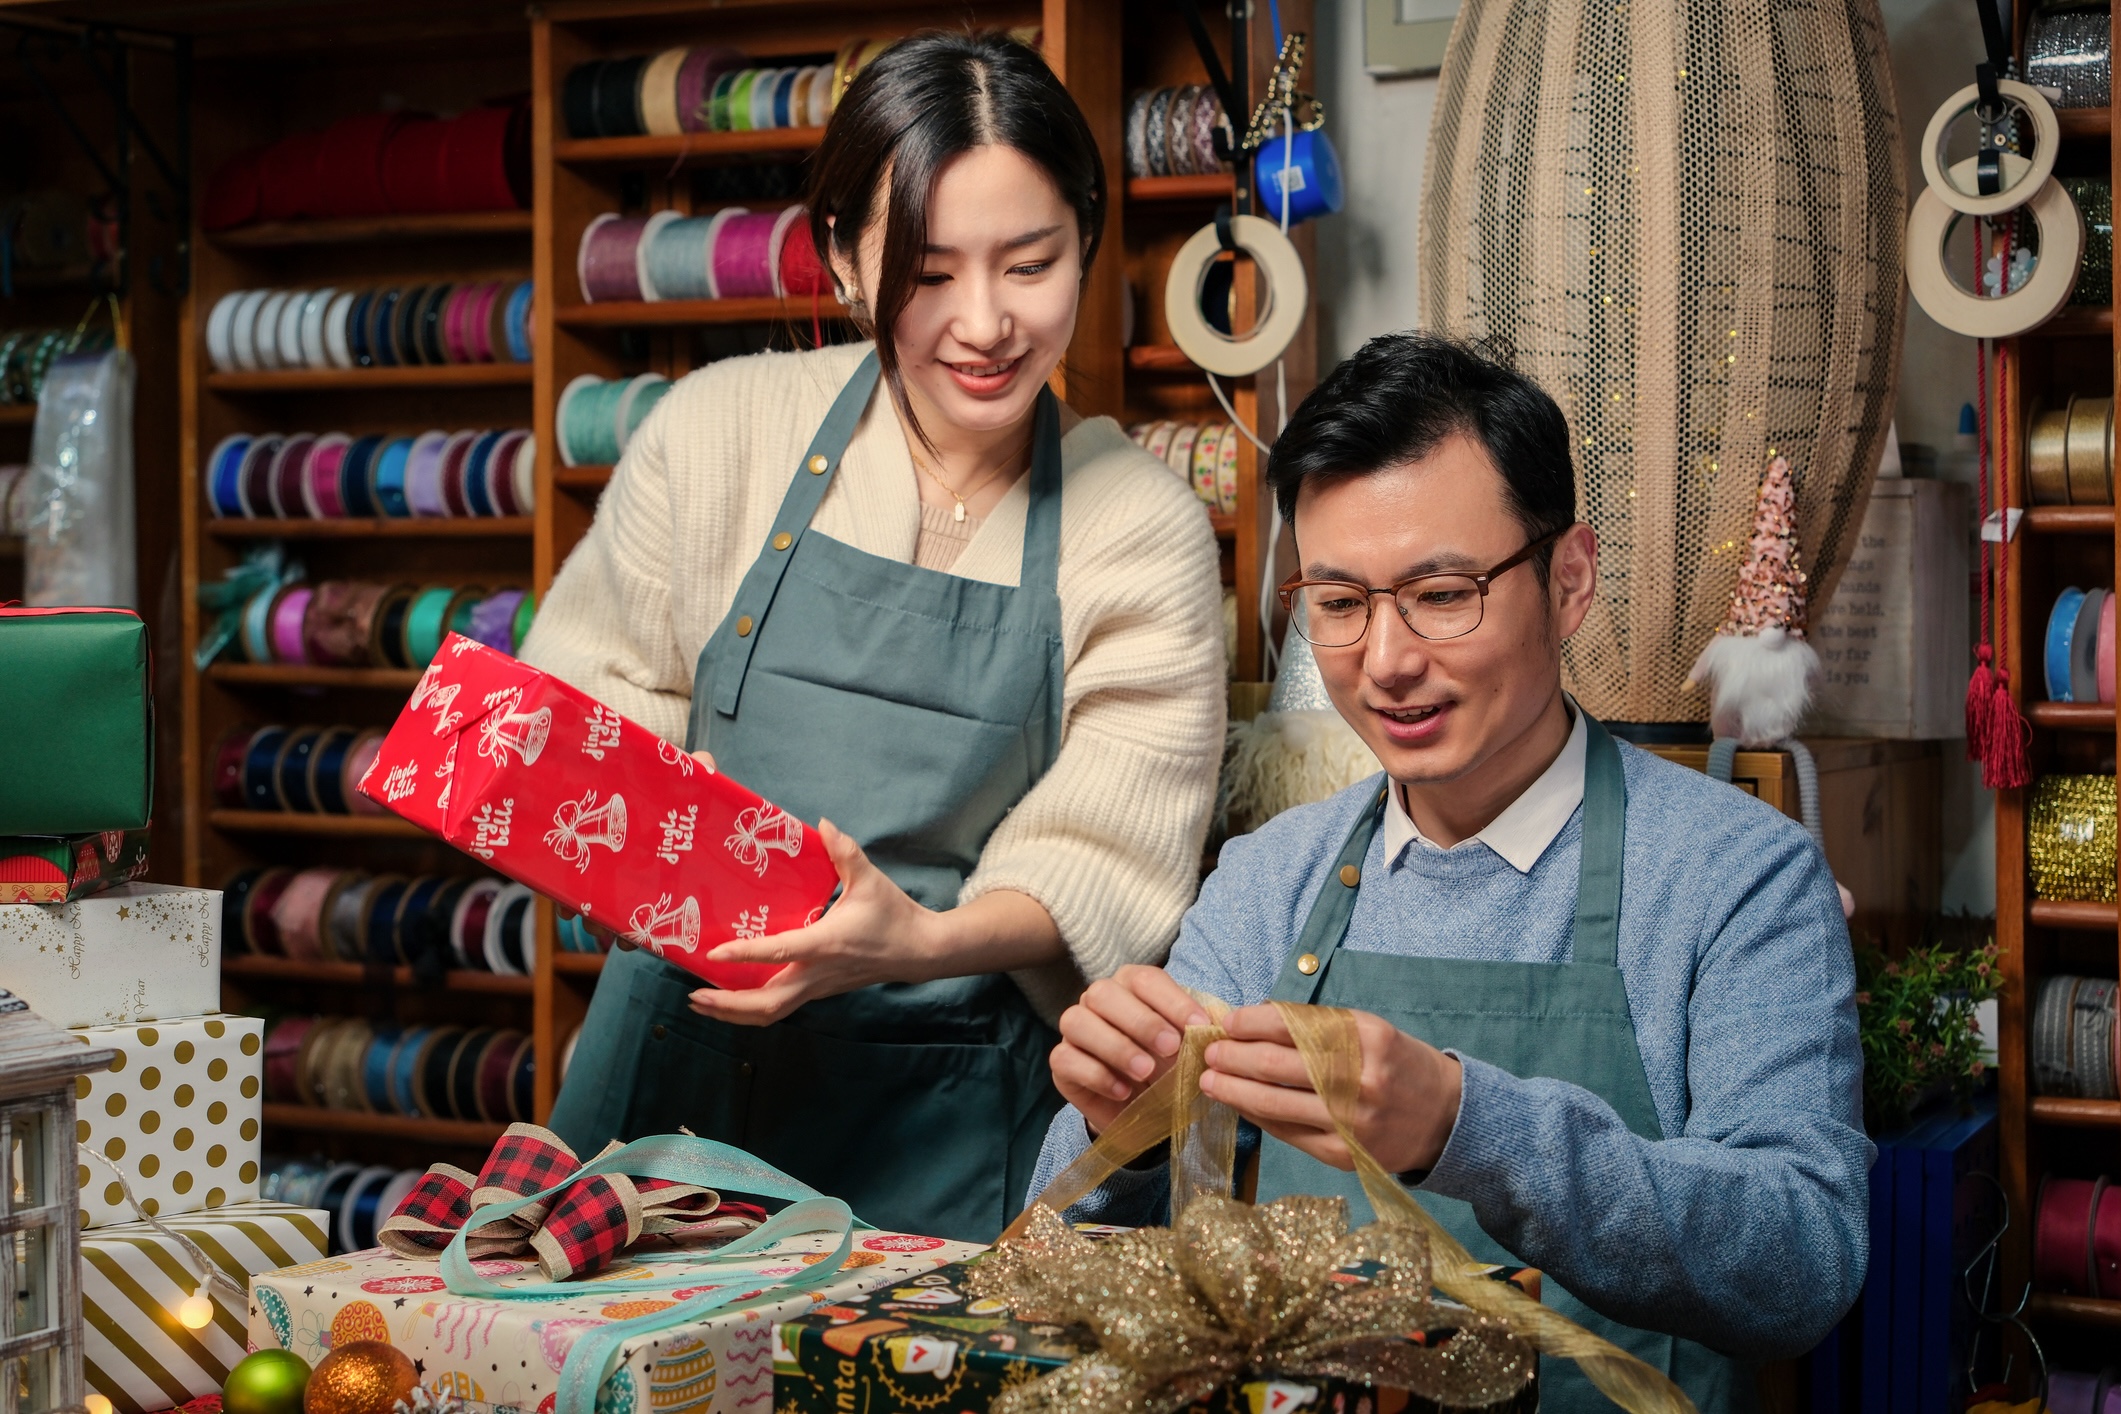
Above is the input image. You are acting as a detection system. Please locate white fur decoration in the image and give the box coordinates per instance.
[1684,626,1820,748]
[1219,709,1381,830]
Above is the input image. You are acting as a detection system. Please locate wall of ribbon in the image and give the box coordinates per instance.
[207,580,537,675]
[205,282,534,374]
[1128,419,1242,515]
[227,869,538,977]
[555,375,669,468]
[260,1017,537,1126]
[205,429,536,521]
[576,206,831,305]
[1126,86,1235,179]
[260,1159,427,1257]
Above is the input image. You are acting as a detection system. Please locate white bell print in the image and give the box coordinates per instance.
[479,701,553,766]
[627,893,701,958]
[725,805,802,878]
[410,661,449,711]
[657,738,698,776]
[545,790,628,870]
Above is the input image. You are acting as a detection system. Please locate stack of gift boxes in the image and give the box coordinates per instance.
[1,606,331,1414]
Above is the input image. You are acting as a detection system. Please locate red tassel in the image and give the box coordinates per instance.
[1983,669,2032,790]
[1965,645,1996,762]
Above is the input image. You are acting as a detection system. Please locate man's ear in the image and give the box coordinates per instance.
[1549,522,1599,640]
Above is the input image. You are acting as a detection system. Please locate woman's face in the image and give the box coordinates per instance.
[844,144,1084,438]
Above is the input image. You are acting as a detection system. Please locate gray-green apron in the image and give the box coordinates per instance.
[549,352,1066,1243]
[1257,717,1754,1413]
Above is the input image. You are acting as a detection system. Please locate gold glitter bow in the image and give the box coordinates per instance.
[984,1001,1697,1414]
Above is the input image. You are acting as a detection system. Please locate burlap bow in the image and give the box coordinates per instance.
[379,1123,764,1279]
[985,1001,1697,1414]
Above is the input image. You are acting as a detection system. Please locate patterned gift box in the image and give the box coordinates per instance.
[0,883,219,1028]
[0,828,151,904]
[73,1014,264,1228]
[773,1258,1543,1414]
[84,1199,329,1414]
[358,634,837,989]
[246,1229,984,1414]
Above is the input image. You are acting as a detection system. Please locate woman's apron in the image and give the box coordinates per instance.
[1257,718,1755,1413]
[549,353,1068,1243]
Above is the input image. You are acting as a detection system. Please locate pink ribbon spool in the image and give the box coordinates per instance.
[271,586,316,664]
[676,47,745,133]
[712,211,781,298]
[441,286,476,364]
[271,867,340,960]
[464,281,500,362]
[344,732,388,815]
[269,434,318,519]
[305,434,351,518]
[578,214,649,302]
[438,430,481,516]
[2100,595,2116,705]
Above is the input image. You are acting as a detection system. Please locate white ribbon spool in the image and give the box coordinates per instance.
[1920,79,2060,217]
[1905,173,2084,338]
[1163,213,1309,377]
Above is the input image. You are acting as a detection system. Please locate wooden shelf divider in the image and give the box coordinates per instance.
[207,364,533,392]
[2026,701,2116,730]
[0,405,36,426]
[208,664,424,690]
[2026,899,2119,931]
[211,210,534,247]
[2023,505,2115,535]
[554,127,823,166]
[2029,306,2116,338]
[208,516,532,540]
[208,810,427,838]
[1125,174,1236,203]
[2028,1096,2121,1128]
[2058,107,2113,140]
[260,1104,506,1146]
[1127,344,1201,373]
[557,297,852,328]
[2026,1293,2121,1329]
[225,956,533,995]
[551,952,607,977]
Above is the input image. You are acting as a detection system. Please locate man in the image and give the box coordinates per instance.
[1029,333,1869,1412]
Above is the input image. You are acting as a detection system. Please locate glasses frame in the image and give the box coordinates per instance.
[1276,526,1571,647]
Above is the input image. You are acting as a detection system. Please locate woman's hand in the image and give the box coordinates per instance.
[1050,965,1213,1136]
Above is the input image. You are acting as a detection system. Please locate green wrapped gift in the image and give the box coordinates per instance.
[0,607,153,834]
[773,1256,1541,1414]
[0,829,150,904]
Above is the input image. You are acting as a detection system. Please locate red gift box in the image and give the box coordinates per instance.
[357,634,835,988]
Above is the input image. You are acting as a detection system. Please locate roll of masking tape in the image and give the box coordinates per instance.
[1921,79,2061,218]
[1163,213,1309,377]
[1905,175,2083,338]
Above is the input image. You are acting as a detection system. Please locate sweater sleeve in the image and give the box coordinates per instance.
[961,452,1228,1019]
[1418,822,1871,1360]
[516,393,696,745]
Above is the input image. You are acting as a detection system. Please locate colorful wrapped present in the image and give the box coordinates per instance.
[773,1256,1542,1414]
[358,634,837,989]
[0,827,150,904]
[73,1014,263,1227]
[0,883,218,1025]
[83,1199,329,1414]
[246,1227,984,1414]
[0,606,154,835]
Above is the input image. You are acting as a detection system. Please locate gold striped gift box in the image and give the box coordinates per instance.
[83,1199,328,1414]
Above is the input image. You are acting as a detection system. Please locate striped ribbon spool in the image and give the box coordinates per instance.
[2034,974,2121,1099]
[579,215,649,302]
[640,214,719,301]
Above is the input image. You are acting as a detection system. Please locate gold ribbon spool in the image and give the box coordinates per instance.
[2028,773,2117,903]
[2028,403,2073,504]
[2067,395,2114,506]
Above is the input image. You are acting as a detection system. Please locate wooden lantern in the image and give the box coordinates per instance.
[0,988,113,1414]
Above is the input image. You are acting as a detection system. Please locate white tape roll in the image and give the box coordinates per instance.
[1905,174,2084,338]
[1163,214,1309,377]
[205,291,241,372]
[229,289,269,372]
[1921,79,2059,217]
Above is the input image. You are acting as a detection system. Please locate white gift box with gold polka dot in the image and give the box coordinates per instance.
[0,883,220,1029]
[83,1199,329,1414]
[71,1014,264,1229]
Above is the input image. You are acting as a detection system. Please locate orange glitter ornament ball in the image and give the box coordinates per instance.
[304,1341,417,1414]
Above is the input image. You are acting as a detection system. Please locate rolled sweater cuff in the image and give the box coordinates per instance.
[1411,1053,1514,1201]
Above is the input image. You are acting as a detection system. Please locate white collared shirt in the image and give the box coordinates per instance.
[1381,706,1587,874]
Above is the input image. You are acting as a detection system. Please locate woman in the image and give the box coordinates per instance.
[526,30,1226,1242]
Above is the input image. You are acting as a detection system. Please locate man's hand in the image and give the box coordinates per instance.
[1199,1005,1462,1176]
[1051,965,1213,1136]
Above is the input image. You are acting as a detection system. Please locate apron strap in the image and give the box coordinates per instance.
[1570,714,1627,969]
[709,351,884,718]
[1019,387,1063,599]
[1274,782,1389,1005]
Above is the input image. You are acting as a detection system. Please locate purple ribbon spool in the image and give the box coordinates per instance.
[578,213,649,302]
[469,589,530,653]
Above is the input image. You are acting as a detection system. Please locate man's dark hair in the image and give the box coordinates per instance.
[1266,332,1577,577]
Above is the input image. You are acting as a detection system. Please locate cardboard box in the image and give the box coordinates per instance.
[359,635,837,990]
[84,1200,329,1414]
[246,1229,984,1414]
[0,883,219,1027]
[73,1014,263,1228]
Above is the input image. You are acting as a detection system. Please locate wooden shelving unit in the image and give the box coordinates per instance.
[211,211,535,248]
[1994,11,2121,1367]
[206,516,534,540]
[206,364,533,392]
[555,296,851,328]
[260,1105,508,1147]
[224,956,535,995]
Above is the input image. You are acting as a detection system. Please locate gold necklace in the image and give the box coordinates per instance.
[911,436,1030,522]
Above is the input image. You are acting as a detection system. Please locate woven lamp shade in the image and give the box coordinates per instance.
[1418,0,1908,723]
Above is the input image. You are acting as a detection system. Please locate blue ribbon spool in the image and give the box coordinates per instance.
[340,435,384,517]
[368,289,403,368]
[387,1025,430,1116]
[209,435,252,517]
[364,877,410,966]
[463,431,501,516]
[308,726,356,815]
[372,437,414,517]
[1254,127,1344,226]
[505,282,534,362]
[2047,586,2087,702]
[393,875,447,964]
[363,1025,402,1111]
[342,1166,396,1254]
[243,726,290,811]
[346,290,376,368]
[275,727,322,813]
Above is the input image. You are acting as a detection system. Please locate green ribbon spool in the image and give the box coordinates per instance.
[511,591,537,651]
[403,586,462,669]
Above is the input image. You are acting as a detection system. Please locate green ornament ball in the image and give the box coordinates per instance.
[224,1349,312,1414]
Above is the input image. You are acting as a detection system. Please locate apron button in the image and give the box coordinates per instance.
[808,454,829,474]
[1297,953,1321,975]
[1339,864,1361,888]
[651,1024,667,1040]
[736,615,755,637]
[772,532,792,551]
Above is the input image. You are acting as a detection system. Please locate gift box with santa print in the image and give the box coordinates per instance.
[358,635,838,989]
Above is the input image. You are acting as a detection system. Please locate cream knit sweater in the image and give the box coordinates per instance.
[520,342,1228,1020]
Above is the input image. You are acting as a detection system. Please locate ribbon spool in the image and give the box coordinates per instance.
[2045,1368,2121,1414]
[641,213,719,301]
[2033,973,2120,1099]
[1128,420,1241,514]
[2030,774,2119,902]
[1905,175,2085,337]
[712,210,782,298]
[2048,586,2090,700]
[206,434,251,517]
[273,727,323,811]
[1164,214,1309,377]
[2028,5,2113,110]
[578,214,651,303]
[2035,1173,2121,1298]
[1920,79,2062,219]
[271,867,339,960]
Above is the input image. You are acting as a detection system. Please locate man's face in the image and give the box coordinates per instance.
[1291,432,1597,786]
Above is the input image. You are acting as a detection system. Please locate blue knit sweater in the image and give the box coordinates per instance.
[1028,743,1870,1361]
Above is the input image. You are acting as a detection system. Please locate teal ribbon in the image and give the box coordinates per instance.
[435,1134,871,1414]
[194,544,302,670]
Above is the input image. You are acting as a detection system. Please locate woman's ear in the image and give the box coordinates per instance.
[824,214,862,304]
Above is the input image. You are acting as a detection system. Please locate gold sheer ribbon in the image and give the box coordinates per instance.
[989,1000,1696,1414]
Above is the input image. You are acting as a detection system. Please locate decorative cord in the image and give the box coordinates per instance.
[78,1146,248,1309]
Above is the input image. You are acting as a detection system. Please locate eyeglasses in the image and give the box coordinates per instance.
[1276,527,1569,648]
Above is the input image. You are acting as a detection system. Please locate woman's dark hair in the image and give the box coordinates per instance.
[807,31,1105,440]
[1266,332,1577,581]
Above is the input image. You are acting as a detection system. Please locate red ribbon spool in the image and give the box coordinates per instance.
[778,221,832,297]
[202,146,266,232]
[441,105,523,212]
[263,1015,317,1103]
[382,117,452,215]
[314,113,404,218]
[258,131,326,222]
[2036,1174,2121,1298]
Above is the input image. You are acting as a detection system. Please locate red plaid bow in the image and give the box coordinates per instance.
[378,1123,766,1279]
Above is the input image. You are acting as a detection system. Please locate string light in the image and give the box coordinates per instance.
[87,1396,113,1414]
[179,1287,215,1329]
